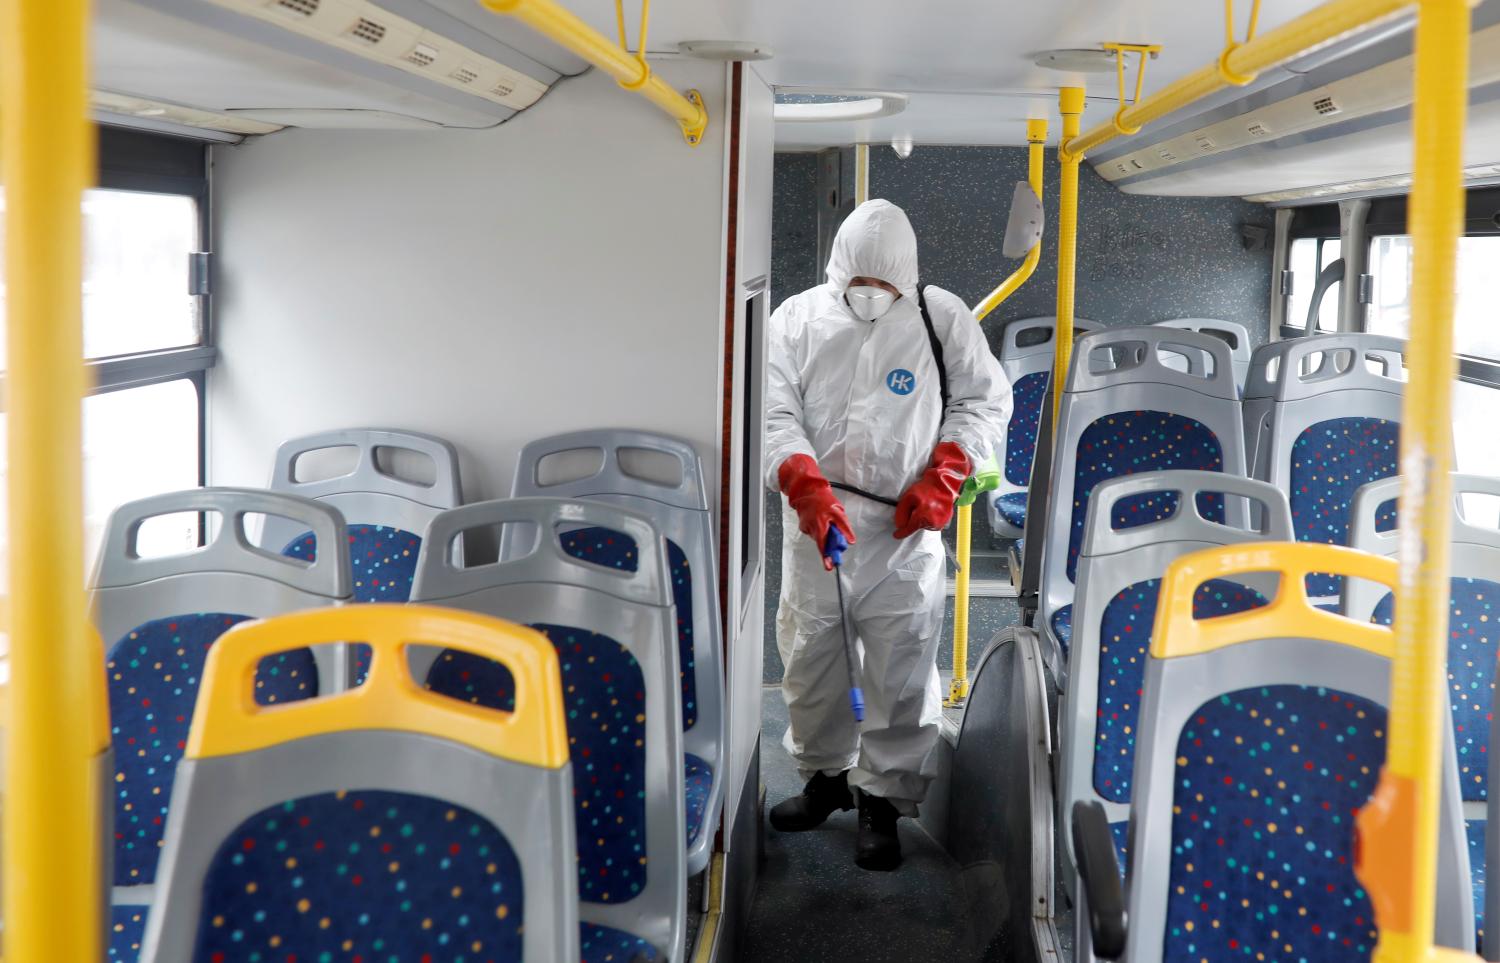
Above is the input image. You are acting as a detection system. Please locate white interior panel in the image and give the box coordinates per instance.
[207,61,730,505]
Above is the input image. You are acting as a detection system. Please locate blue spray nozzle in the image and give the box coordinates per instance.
[849,687,865,723]
[823,527,849,568]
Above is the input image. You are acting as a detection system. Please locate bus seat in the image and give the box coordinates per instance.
[138,605,579,962]
[1037,326,1248,683]
[263,428,463,605]
[1057,471,1291,883]
[90,488,351,959]
[1250,334,1412,606]
[511,428,725,878]
[1077,543,1475,960]
[1345,473,1500,951]
[1152,317,1252,391]
[986,316,1099,538]
[411,497,686,962]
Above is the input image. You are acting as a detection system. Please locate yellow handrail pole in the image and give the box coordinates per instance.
[975,118,1049,322]
[1355,0,1473,960]
[0,0,102,959]
[1053,88,1086,424]
[855,143,870,205]
[1066,0,1410,160]
[948,118,1049,708]
[481,0,709,145]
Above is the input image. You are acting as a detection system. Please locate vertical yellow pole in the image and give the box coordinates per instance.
[1053,88,1086,423]
[949,118,1049,707]
[0,0,101,959]
[1355,1,1472,961]
[855,143,869,206]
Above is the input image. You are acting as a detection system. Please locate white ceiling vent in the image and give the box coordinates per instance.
[273,0,319,17]
[1194,134,1216,153]
[1247,121,1272,137]
[205,0,549,110]
[1313,95,1342,116]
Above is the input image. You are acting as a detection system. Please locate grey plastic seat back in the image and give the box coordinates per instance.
[141,607,579,963]
[1343,473,1500,620]
[1254,334,1413,605]
[1153,317,1252,390]
[510,428,724,875]
[90,487,351,906]
[263,428,463,602]
[1120,546,1475,959]
[1058,471,1292,873]
[411,496,686,960]
[1037,326,1248,679]
[988,317,1100,536]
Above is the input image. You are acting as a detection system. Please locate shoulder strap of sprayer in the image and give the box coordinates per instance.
[917,283,950,419]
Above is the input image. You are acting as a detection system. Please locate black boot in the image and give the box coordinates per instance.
[769,770,853,832]
[855,790,902,871]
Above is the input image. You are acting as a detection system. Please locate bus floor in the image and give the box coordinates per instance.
[742,687,976,962]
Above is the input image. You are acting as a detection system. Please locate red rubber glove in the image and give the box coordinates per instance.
[778,454,856,571]
[893,442,971,539]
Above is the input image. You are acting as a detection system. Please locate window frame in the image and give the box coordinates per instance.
[18,127,217,487]
[1360,186,1500,391]
[1279,204,1344,339]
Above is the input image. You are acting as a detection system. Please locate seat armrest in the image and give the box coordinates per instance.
[1072,800,1127,959]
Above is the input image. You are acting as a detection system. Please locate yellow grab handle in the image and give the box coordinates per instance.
[188,604,570,770]
[1151,542,1398,660]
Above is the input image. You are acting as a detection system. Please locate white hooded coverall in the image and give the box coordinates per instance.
[767,200,1013,811]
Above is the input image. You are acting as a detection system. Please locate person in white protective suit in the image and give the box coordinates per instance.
[766,199,1012,870]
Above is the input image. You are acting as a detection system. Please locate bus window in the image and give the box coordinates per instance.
[1286,236,1342,333]
[1369,233,1500,526]
[0,161,209,579]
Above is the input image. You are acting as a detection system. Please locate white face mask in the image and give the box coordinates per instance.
[845,285,898,322]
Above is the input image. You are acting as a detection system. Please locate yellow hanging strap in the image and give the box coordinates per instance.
[949,119,1048,708]
[1219,0,1265,85]
[614,0,651,87]
[0,0,102,960]
[1103,43,1162,136]
[1053,88,1086,425]
[1355,1,1478,962]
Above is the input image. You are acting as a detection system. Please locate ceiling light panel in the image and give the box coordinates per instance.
[203,0,550,111]
[1097,22,1500,185]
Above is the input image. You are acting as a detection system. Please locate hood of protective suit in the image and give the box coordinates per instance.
[825,199,919,302]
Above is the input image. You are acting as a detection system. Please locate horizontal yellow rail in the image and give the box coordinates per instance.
[1065,0,1412,159]
[481,0,708,145]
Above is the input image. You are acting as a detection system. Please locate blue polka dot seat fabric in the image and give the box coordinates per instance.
[1067,411,1226,582]
[425,623,649,904]
[1372,576,1497,948]
[580,923,661,962]
[684,753,713,845]
[1371,577,1499,802]
[110,905,147,961]
[994,492,1028,530]
[559,526,698,732]
[192,790,524,963]
[1469,819,1487,949]
[1288,417,1400,597]
[1163,685,1384,962]
[1004,371,1049,488]
[1051,605,1073,656]
[108,613,318,887]
[1094,579,1269,804]
[1109,821,1129,878]
[283,524,422,603]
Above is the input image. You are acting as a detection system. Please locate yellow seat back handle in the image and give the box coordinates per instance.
[186,604,569,770]
[1151,542,1399,660]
